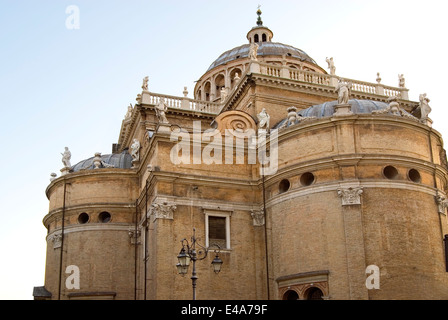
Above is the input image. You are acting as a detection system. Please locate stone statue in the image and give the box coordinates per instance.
[335,79,351,105]
[155,98,169,124]
[286,106,299,126]
[257,108,270,130]
[125,104,133,119]
[398,74,405,88]
[142,76,149,91]
[387,96,401,116]
[249,43,259,61]
[130,139,140,162]
[61,147,71,168]
[93,152,102,169]
[220,87,228,102]
[372,96,418,121]
[419,93,431,121]
[326,57,336,75]
[376,72,382,84]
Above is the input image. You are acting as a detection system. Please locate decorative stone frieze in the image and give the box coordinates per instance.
[337,187,363,206]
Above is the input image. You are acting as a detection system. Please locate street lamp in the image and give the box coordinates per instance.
[176,228,223,300]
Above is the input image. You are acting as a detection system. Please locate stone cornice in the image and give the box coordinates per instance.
[226,72,419,112]
[46,223,134,241]
[45,169,138,200]
[265,179,440,209]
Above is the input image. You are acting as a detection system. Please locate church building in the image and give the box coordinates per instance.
[34,10,448,300]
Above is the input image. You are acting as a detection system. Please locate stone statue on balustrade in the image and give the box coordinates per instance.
[155,98,169,124]
[249,43,259,61]
[257,108,270,131]
[142,76,149,91]
[326,57,336,75]
[61,147,71,168]
[398,74,406,88]
[418,93,431,123]
[335,79,351,105]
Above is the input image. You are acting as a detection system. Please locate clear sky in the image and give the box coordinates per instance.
[0,0,447,299]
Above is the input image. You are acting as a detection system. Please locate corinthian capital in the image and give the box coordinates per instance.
[150,201,177,221]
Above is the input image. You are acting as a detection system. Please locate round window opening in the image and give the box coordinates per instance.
[279,179,291,193]
[408,169,421,183]
[98,212,111,223]
[383,166,398,180]
[78,212,89,224]
[300,172,315,186]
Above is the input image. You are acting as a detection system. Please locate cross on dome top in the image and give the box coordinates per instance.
[256,5,263,26]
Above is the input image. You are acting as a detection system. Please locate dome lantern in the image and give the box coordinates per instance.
[247,7,273,44]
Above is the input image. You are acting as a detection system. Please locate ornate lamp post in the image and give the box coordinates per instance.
[176,228,223,300]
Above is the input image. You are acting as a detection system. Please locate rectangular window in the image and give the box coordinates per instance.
[208,216,226,249]
[204,210,231,250]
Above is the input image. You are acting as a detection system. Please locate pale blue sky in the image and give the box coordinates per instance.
[0,0,446,299]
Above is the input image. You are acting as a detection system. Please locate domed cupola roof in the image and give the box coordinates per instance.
[206,43,317,72]
[206,8,318,72]
[273,99,417,129]
[300,99,389,118]
[71,150,132,172]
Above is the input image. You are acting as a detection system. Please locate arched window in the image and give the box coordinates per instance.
[204,81,211,102]
[283,290,299,300]
[305,287,323,300]
[262,33,267,42]
[254,34,259,43]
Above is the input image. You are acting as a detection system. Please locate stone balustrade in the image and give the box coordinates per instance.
[257,62,409,100]
[142,91,223,114]
[139,62,409,119]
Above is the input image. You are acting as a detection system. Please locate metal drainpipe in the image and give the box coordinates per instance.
[134,198,138,300]
[261,144,270,300]
[144,181,148,300]
[58,180,67,300]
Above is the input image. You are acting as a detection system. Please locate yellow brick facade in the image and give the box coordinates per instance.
[36,16,448,300]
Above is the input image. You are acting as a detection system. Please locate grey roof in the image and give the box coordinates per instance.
[300,99,388,118]
[71,150,132,172]
[206,42,317,72]
[274,99,399,129]
[33,286,52,298]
